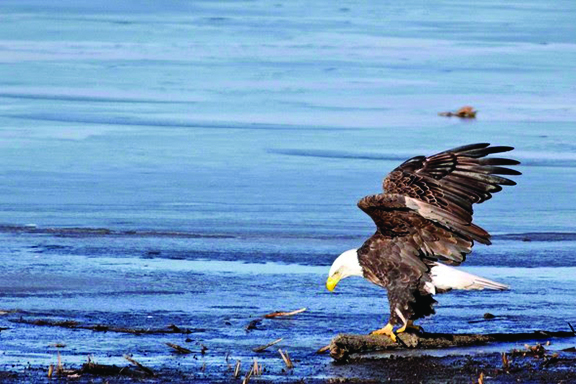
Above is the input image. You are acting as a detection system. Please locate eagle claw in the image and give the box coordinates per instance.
[397,320,423,334]
[370,323,397,343]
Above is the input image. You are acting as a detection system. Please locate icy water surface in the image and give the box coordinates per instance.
[1,0,576,381]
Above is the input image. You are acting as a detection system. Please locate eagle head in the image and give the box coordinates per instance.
[326,248,362,292]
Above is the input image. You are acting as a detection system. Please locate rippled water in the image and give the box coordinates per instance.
[1,0,575,381]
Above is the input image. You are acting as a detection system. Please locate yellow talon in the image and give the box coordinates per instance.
[370,323,397,342]
[397,320,421,334]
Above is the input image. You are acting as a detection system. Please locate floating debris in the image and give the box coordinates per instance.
[245,318,262,332]
[264,307,307,319]
[10,317,202,334]
[438,105,477,118]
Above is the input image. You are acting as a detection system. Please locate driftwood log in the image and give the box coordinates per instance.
[330,330,576,362]
[9,318,203,335]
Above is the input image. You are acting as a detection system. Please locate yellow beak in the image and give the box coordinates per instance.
[326,274,341,292]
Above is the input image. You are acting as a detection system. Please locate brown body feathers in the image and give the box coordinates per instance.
[356,143,520,325]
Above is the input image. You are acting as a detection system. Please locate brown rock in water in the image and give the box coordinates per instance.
[438,105,477,118]
[454,106,477,118]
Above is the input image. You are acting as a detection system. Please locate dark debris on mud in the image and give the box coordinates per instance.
[2,310,576,383]
[3,346,576,384]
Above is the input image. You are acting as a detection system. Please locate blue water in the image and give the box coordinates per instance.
[1,0,575,381]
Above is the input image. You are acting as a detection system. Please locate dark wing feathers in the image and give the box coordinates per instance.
[356,143,520,324]
[358,195,474,265]
[382,143,520,228]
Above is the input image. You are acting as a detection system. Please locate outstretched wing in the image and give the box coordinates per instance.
[361,143,521,257]
[382,143,521,233]
[356,144,520,324]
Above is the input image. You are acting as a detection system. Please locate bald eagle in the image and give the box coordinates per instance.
[326,143,520,341]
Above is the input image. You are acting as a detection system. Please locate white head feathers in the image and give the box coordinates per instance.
[328,249,363,279]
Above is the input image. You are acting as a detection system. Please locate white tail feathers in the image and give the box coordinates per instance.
[430,263,509,293]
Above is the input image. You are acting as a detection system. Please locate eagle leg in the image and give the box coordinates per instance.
[370,322,397,342]
[396,320,422,334]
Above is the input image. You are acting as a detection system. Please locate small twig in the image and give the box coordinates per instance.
[478,371,485,384]
[264,307,307,319]
[253,358,260,376]
[278,349,294,369]
[166,342,192,354]
[225,353,232,370]
[316,344,330,354]
[124,355,154,376]
[233,360,241,378]
[242,366,253,384]
[253,338,283,352]
[501,352,510,371]
[57,351,63,375]
[568,322,575,335]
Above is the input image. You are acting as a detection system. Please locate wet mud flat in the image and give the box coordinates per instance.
[1,228,576,382]
[2,346,576,383]
[1,303,575,383]
[324,351,576,384]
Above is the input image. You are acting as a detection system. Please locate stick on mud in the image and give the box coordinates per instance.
[233,360,241,378]
[278,349,294,369]
[253,338,282,352]
[252,358,260,376]
[124,355,154,376]
[166,342,192,354]
[264,307,307,319]
[242,367,253,384]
